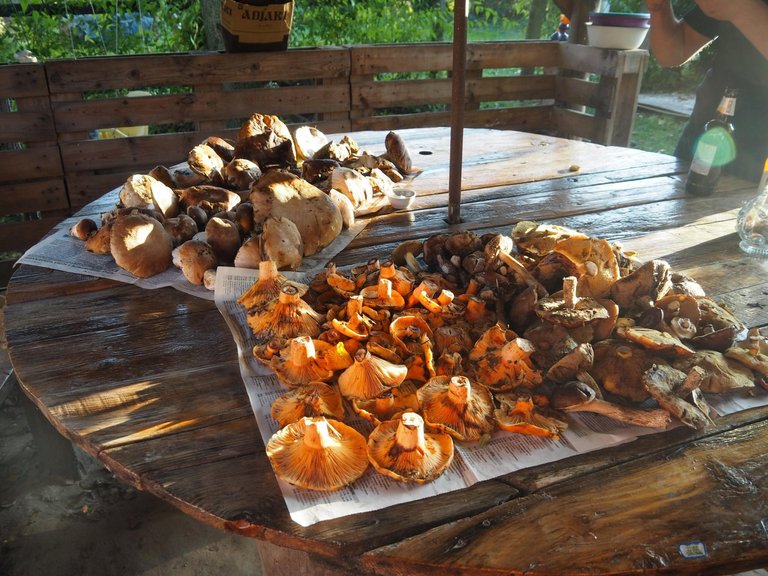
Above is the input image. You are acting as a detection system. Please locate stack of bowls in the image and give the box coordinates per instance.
[586,12,650,50]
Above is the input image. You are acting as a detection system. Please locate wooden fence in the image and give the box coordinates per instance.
[0,42,648,286]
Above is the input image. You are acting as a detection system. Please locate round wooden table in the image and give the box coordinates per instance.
[6,128,768,575]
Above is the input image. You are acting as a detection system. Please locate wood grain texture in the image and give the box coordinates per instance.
[5,128,766,576]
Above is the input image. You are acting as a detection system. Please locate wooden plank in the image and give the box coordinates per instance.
[555,75,604,112]
[361,418,768,576]
[558,43,648,77]
[0,216,65,253]
[352,75,555,110]
[45,48,351,93]
[0,110,57,143]
[52,83,351,132]
[0,145,63,182]
[552,106,608,143]
[3,278,214,346]
[351,106,553,132]
[0,62,49,98]
[350,42,561,75]
[0,178,70,215]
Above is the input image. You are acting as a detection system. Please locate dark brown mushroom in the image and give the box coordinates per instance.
[552,380,671,428]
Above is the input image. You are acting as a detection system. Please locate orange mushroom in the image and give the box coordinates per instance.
[271,382,345,427]
[266,417,369,491]
[416,375,495,442]
[337,348,407,400]
[367,412,454,483]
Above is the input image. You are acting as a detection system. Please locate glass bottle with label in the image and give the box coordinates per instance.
[737,158,768,257]
[685,87,738,196]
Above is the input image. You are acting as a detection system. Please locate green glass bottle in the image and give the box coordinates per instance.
[685,87,738,196]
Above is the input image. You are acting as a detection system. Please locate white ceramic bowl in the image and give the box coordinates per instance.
[387,189,416,210]
[586,23,649,49]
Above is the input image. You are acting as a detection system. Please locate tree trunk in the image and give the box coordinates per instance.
[201,0,225,51]
[526,0,553,40]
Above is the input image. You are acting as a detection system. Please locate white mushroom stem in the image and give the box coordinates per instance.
[395,412,427,454]
[289,336,316,367]
[448,375,471,407]
[497,250,546,292]
[562,276,578,309]
[501,338,536,364]
[303,418,340,450]
[378,278,394,300]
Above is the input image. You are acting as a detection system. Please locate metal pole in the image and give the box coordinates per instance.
[447,0,468,225]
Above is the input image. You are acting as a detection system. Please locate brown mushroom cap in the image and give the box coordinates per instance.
[615,326,695,358]
[672,350,756,393]
[609,259,672,310]
[536,277,609,329]
[174,239,217,286]
[205,216,241,264]
[367,412,454,483]
[266,417,369,491]
[110,213,173,278]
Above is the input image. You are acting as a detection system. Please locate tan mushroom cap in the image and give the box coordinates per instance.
[110,213,173,278]
[266,417,368,491]
[536,276,610,329]
[175,239,217,285]
[511,221,586,259]
[672,350,756,393]
[367,412,454,483]
[417,375,495,442]
[270,382,345,428]
[553,236,619,299]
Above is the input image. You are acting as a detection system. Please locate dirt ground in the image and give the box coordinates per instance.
[0,391,265,576]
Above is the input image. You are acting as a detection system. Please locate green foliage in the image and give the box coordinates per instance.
[0,0,203,62]
[631,112,687,155]
[291,0,452,46]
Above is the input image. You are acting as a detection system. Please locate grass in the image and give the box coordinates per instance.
[630,112,688,156]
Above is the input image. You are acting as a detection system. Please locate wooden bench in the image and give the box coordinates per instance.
[0,41,648,285]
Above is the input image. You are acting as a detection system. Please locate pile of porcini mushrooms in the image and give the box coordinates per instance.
[239,222,767,491]
[68,113,414,286]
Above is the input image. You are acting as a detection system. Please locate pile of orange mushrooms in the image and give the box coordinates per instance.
[238,222,768,491]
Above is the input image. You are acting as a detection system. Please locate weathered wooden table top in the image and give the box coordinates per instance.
[5,127,768,576]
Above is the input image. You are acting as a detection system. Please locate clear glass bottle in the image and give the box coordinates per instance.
[736,158,768,257]
[685,87,738,196]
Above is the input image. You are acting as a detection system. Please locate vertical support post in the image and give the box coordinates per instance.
[447,0,468,225]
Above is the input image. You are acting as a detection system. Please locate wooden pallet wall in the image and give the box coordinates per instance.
[45,48,352,209]
[0,43,648,287]
[0,63,68,287]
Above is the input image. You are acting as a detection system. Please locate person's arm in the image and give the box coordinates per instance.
[645,0,712,66]
[696,0,768,60]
